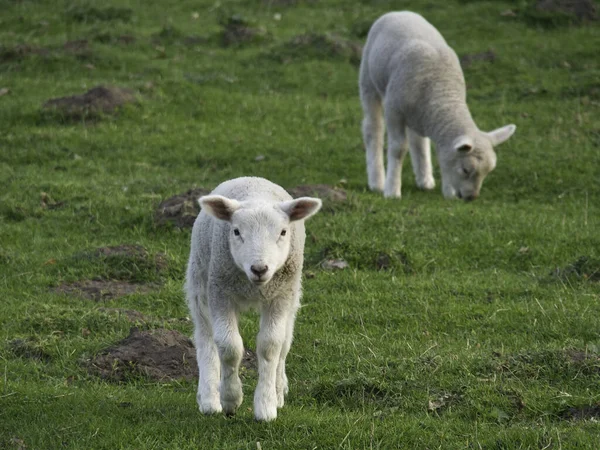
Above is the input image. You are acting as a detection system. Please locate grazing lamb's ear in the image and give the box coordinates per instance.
[279,197,322,222]
[487,124,516,147]
[199,195,240,221]
[453,136,474,153]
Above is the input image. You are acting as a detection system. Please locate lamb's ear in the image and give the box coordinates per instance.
[279,197,322,222]
[453,135,474,153]
[487,124,516,147]
[199,195,240,221]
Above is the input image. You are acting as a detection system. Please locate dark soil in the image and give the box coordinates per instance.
[277,33,362,65]
[99,308,149,323]
[87,328,258,382]
[92,244,168,271]
[535,0,597,21]
[460,50,497,68]
[560,403,600,420]
[42,85,137,120]
[8,339,51,362]
[154,187,210,228]
[54,279,157,301]
[88,328,197,381]
[0,44,50,62]
[287,184,347,202]
[220,16,269,47]
[552,256,600,282]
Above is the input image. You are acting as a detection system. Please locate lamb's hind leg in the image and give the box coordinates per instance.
[407,128,435,190]
[383,108,408,198]
[360,82,385,192]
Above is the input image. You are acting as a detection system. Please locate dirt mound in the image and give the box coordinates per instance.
[535,0,597,21]
[154,187,210,228]
[552,256,600,282]
[220,16,269,47]
[560,403,600,420]
[288,184,347,202]
[0,44,50,62]
[54,279,157,301]
[277,33,362,65]
[8,339,51,362]
[460,50,496,68]
[88,328,197,381]
[42,85,136,120]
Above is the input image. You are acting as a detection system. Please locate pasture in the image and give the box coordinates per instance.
[1,0,599,448]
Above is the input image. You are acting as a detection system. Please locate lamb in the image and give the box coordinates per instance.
[359,11,516,200]
[185,176,321,422]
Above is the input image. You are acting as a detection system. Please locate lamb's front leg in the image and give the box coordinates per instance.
[254,304,288,421]
[211,301,244,415]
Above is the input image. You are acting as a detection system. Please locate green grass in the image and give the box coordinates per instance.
[1,0,600,448]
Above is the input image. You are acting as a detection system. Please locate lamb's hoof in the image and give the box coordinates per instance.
[221,398,242,416]
[199,402,222,415]
[383,189,401,199]
[417,178,435,191]
[254,404,278,422]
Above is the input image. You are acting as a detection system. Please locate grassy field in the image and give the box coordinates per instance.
[1,0,600,448]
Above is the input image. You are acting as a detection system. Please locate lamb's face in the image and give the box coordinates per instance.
[439,125,516,201]
[439,142,496,201]
[199,195,322,286]
[228,206,293,285]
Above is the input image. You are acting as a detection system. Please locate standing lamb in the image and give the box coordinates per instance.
[185,176,321,421]
[359,11,516,200]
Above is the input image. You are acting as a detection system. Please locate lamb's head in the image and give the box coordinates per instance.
[438,124,516,201]
[200,195,322,285]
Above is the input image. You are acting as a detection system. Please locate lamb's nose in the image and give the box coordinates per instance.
[464,193,478,202]
[251,265,268,277]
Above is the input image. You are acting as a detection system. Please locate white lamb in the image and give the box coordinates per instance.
[359,11,516,200]
[185,176,321,422]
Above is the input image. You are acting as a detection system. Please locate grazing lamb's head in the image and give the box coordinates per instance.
[439,124,516,201]
[199,195,322,285]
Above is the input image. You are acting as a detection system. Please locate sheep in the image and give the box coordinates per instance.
[185,176,322,422]
[359,11,516,201]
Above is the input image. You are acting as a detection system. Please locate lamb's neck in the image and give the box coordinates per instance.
[428,98,478,149]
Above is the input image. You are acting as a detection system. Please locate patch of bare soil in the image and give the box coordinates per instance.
[220,16,269,47]
[278,33,362,65]
[99,308,149,323]
[552,256,600,282]
[560,403,600,420]
[0,44,50,62]
[8,339,51,362]
[92,244,167,271]
[288,184,347,202]
[88,328,197,381]
[535,0,597,21]
[54,279,157,301]
[242,348,257,370]
[460,50,496,68]
[63,39,90,55]
[42,85,136,120]
[154,187,210,228]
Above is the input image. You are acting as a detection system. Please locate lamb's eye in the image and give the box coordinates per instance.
[462,167,470,176]
[233,229,240,236]
[280,229,287,237]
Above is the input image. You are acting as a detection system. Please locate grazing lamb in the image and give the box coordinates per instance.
[359,11,516,200]
[185,176,321,421]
